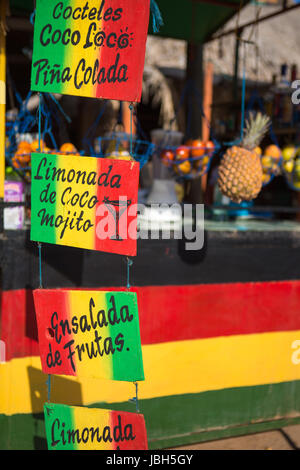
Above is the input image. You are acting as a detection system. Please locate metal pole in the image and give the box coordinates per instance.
[208,3,300,42]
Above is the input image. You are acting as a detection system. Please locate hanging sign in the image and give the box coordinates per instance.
[31,0,150,102]
[44,403,148,450]
[30,153,139,256]
[33,289,144,381]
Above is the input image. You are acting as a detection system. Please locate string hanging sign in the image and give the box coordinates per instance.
[31,0,150,102]
[30,153,139,256]
[34,289,144,381]
[44,403,148,450]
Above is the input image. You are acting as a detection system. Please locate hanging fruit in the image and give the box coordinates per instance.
[174,145,191,175]
[264,144,281,162]
[161,148,175,167]
[218,112,271,203]
[31,139,45,152]
[60,142,80,155]
[206,140,215,157]
[190,139,205,158]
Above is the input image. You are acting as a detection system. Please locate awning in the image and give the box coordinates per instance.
[9,0,249,43]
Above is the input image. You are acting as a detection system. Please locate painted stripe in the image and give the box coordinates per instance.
[2,330,300,416]
[3,230,300,292]
[2,382,300,450]
[3,281,300,361]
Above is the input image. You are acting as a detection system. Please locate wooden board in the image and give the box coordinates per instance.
[31,0,150,102]
[33,289,144,381]
[30,153,139,256]
[44,403,148,450]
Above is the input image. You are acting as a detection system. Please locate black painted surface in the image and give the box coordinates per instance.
[1,228,300,291]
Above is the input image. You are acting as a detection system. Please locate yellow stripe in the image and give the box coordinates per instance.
[68,290,113,379]
[72,406,111,450]
[2,330,300,416]
[54,154,97,249]
[62,2,103,97]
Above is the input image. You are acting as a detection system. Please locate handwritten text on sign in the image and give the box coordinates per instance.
[44,403,148,450]
[34,289,144,381]
[31,0,150,102]
[30,153,139,256]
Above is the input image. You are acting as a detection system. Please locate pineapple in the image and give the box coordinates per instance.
[218,112,271,203]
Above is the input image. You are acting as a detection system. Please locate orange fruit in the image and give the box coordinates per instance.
[12,156,21,169]
[194,155,210,170]
[205,141,215,156]
[254,146,262,156]
[60,142,77,154]
[31,139,45,152]
[262,173,271,184]
[161,149,175,166]
[18,141,32,153]
[190,139,205,158]
[264,145,281,161]
[175,160,191,174]
[14,150,30,167]
[176,145,190,160]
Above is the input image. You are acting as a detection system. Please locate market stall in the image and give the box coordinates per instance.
[2,0,300,451]
[2,223,300,449]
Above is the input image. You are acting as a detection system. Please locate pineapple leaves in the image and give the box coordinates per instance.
[242,112,271,150]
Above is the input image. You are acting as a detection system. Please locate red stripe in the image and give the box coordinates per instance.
[109,410,148,450]
[2,280,300,361]
[33,289,76,376]
[93,158,139,256]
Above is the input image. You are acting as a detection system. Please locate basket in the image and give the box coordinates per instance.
[260,152,282,186]
[93,132,155,169]
[157,140,220,181]
[7,133,83,182]
[281,147,300,191]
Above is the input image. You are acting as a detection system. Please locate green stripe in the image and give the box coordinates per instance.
[108,292,145,382]
[2,381,300,450]
[31,0,69,94]
[30,153,58,246]
[44,403,77,450]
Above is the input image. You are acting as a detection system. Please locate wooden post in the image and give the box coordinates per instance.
[232,29,243,132]
[185,43,203,140]
[122,102,136,136]
[184,42,204,203]
[0,0,6,201]
[202,62,214,143]
[202,62,214,194]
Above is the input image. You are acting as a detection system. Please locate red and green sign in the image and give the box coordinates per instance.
[30,153,139,256]
[31,0,150,102]
[44,403,148,450]
[33,289,144,381]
